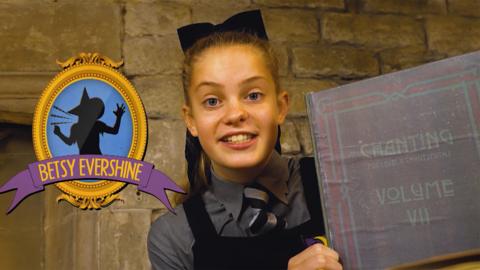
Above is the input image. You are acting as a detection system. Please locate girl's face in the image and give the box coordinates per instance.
[183,44,288,182]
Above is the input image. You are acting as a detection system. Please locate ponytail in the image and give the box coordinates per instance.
[185,130,211,194]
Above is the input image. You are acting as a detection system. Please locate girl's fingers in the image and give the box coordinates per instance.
[306,244,340,261]
[291,255,342,270]
[288,244,341,270]
[323,256,343,270]
[321,245,340,261]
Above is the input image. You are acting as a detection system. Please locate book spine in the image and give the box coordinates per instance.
[305,92,334,248]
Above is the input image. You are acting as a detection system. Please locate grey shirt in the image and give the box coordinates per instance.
[147,153,311,270]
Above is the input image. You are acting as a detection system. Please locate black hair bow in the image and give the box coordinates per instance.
[177,9,268,52]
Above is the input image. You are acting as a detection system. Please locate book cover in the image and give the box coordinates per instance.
[388,248,480,270]
[306,51,480,269]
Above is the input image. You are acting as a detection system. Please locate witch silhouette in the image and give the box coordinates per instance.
[53,87,125,155]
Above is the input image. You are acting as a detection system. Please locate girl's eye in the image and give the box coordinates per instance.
[247,91,263,101]
[204,97,219,107]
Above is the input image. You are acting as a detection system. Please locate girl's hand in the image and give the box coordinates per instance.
[288,244,342,270]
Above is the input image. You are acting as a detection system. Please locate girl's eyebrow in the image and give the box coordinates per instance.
[195,81,222,91]
[240,76,267,87]
[194,76,268,91]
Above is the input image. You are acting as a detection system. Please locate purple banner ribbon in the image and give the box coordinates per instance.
[0,155,185,214]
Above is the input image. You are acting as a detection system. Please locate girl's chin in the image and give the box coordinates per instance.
[217,156,269,171]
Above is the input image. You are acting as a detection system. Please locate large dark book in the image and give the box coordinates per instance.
[306,51,480,270]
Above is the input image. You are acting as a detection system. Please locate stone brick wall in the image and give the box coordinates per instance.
[0,126,43,270]
[1,0,480,269]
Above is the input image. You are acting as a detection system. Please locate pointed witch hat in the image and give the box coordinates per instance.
[68,87,105,118]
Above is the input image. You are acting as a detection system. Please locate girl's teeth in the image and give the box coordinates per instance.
[226,134,252,143]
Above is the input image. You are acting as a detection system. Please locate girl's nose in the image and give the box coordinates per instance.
[223,100,249,125]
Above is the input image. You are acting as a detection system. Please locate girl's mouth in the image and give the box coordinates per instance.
[222,134,254,144]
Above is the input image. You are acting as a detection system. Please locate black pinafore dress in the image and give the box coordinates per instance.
[183,158,325,270]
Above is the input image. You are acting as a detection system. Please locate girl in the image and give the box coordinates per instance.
[148,10,342,270]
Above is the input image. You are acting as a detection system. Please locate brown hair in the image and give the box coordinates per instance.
[182,31,281,195]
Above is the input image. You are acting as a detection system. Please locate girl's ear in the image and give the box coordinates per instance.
[276,90,289,124]
[182,104,198,136]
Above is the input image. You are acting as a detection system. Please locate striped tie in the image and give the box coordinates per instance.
[244,184,286,234]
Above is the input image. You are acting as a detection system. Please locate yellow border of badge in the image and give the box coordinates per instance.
[32,53,147,209]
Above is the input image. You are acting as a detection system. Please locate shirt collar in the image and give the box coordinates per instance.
[209,151,290,221]
[256,151,289,204]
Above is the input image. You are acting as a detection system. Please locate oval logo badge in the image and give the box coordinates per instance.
[0,53,184,213]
